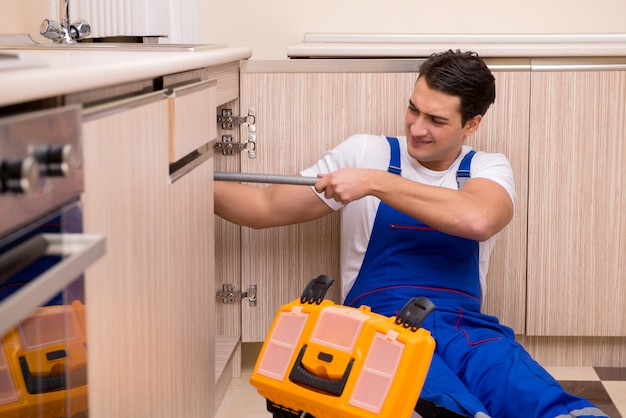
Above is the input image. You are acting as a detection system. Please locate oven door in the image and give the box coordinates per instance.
[0,202,104,417]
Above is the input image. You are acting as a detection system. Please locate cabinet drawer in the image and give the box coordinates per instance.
[167,79,217,163]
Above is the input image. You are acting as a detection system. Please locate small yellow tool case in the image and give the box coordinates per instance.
[250,275,436,418]
[0,301,88,418]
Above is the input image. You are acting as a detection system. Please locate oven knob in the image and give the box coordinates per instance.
[31,144,77,177]
[0,157,41,194]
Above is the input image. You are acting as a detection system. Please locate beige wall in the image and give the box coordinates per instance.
[0,0,50,42]
[200,0,626,59]
[2,0,626,59]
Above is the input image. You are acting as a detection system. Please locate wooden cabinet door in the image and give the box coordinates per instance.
[209,61,245,400]
[83,81,219,417]
[168,80,217,163]
[527,70,626,336]
[239,63,529,342]
[169,157,215,416]
[82,92,174,418]
[167,80,217,416]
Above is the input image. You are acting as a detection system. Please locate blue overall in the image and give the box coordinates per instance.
[344,137,607,418]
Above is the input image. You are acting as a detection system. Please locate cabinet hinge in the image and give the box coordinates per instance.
[217,108,256,129]
[215,108,257,158]
[216,284,257,307]
[215,134,256,158]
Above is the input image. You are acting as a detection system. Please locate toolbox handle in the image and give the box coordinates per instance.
[288,345,353,397]
[19,356,67,394]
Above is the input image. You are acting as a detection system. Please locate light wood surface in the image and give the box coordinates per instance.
[206,62,241,105]
[518,335,626,367]
[168,82,216,416]
[214,97,243,341]
[213,92,245,404]
[82,95,174,417]
[82,82,219,416]
[211,64,242,343]
[168,80,217,162]
[467,71,530,331]
[527,70,626,336]
[169,157,216,416]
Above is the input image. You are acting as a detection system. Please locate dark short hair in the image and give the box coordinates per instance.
[418,50,496,125]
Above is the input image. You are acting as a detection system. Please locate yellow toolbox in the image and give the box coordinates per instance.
[0,301,88,418]
[250,275,436,418]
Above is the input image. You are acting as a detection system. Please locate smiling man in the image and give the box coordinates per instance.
[214,50,607,418]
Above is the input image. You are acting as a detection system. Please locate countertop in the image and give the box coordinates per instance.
[4,34,626,108]
[287,34,626,58]
[0,45,253,107]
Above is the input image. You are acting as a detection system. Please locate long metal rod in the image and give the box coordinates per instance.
[60,0,70,27]
[214,172,318,186]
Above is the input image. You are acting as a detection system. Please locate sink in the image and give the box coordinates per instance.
[1,42,227,52]
[0,34,227,52]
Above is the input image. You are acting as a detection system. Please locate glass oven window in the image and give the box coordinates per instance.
[0,203,89,418]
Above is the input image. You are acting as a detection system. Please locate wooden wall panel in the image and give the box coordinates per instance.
[527,71,626,336]
[518,335,626,367]
[467,71,530,332]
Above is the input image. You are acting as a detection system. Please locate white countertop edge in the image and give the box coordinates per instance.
[0,46,252,107]
[287,42,626,58]
[303,33,626,44]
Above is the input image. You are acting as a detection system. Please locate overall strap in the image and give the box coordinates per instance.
[385,136,402,175]
[386,137,475,189]
[456,150,476,189]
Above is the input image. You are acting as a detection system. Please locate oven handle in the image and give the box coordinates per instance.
[0,233,105,337]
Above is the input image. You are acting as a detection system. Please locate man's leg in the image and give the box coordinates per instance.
[440,309,608,418]
[416,353,490,418]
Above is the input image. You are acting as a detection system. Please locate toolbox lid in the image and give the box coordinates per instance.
[0,343,19,406]
[310,306,369,353]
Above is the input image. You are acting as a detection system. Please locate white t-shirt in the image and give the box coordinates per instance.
[300,134,517,301]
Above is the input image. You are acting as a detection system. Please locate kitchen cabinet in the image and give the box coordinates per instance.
[6,45,626,416]
[0,45,251,417]
[167,78,216,415]
[526,68,626,337]
[237,60,530,341]
[169,152,215,416]
[81,92,174,417]
[81,77,219,416]
[209,62,246,403]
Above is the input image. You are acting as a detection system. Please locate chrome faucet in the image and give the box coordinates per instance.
[40,0,91,44]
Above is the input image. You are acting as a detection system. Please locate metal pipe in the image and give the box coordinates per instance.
[60,0,70,29]
[214,172,318,186]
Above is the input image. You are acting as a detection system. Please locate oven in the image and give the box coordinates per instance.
[0,105,105,417]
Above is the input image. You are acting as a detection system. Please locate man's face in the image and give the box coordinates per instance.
[404,77,481,171]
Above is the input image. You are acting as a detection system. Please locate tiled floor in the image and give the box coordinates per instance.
[215,343,626,417]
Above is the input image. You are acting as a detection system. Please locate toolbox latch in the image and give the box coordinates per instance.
[216,283,257,307]
[395,297,436,332]
[300,275,334,304]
